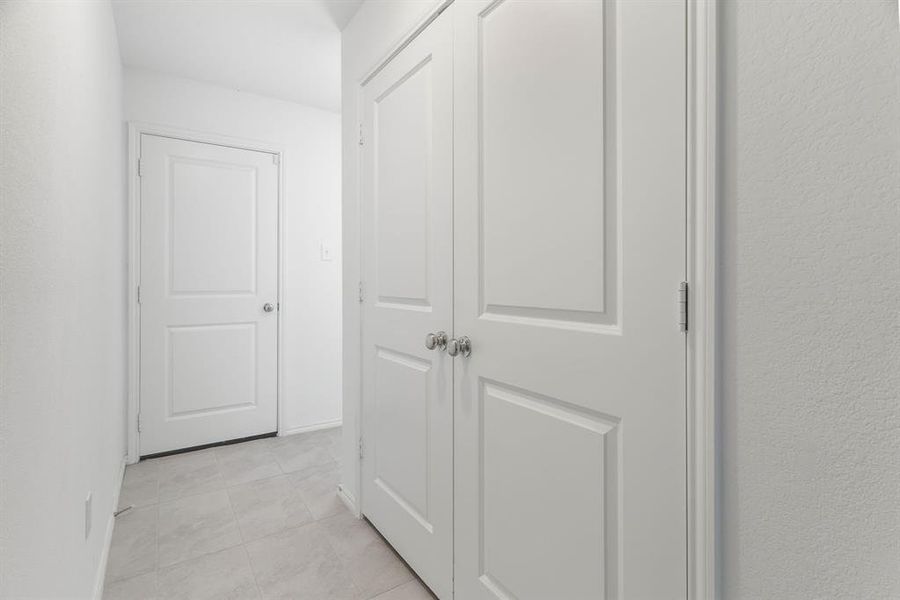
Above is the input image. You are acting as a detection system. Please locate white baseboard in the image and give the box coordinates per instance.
[337,484,360,518]
[279,419,342,437]
[93,456,127,600]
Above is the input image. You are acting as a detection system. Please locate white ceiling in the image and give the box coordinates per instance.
[112,0,363,112]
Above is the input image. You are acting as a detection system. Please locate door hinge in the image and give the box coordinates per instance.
[358,124,364,146]
[679,281,689,333]
[272,154,280,165]
[136,285,141,304]
[358,281,364,303]
[137,412,142,433]
[137,158,143,177]
[358,437,364,460]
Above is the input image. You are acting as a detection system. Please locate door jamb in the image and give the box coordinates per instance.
[126,121,286,464]
[347,0,719,596]
[686,1,718,598]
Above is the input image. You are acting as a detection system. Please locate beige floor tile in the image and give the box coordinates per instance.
[227,474,314,542]
[157,450,225,502]
[321,512,414,598]
[244,523,363,600]
[269,432,335,474]
[105,430,435,600]
[370,579,437,600]
[156,546,259,600]
[293,464,345,520]
[103,571,158,600]
[119,461,160,509]
[215,440,282,488]
[157,490,242,568]
[106,506,158,582]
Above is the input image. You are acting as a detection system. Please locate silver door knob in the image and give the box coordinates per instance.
[447,336,472,358]
[263,303,275,313]
[425,331,448,351]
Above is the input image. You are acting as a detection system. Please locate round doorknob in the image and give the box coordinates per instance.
[425,331,448,351]
[263,303,275,313]
[447,336,472,358]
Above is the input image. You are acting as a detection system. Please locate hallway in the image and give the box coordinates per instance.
[103,429,433,600]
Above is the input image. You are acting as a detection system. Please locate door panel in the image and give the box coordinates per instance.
[360,10,453,600]
[479,0,612,322]
[454,1,687,598]
[140,135,278,456]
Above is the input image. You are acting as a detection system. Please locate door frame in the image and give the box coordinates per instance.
[126,122,285,463]
[345,0,719,596]
[686,1,718,597]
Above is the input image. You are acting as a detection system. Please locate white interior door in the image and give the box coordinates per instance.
[359,10,454,600]
[139,134,279,456]
[453,1,687,598]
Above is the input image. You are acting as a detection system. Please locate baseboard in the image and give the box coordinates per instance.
[337,484,360,518]
[278,419,342,437]
[92,456,127,600]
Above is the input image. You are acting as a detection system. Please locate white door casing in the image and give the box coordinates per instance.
[359,10,454,600]
[453,1,687,599]
[139,134,279,456]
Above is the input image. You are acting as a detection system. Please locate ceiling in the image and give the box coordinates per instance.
[112,0,364,112]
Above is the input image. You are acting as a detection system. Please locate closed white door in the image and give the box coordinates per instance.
[359,10,454,600]
[139,134,279,456]
[453,1,687,598]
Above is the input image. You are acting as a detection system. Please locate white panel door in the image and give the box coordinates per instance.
[140,134,278,456]
[453,1,687,598]
[360,9,453,600]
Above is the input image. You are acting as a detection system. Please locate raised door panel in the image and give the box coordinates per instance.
[480,0,615,327]
[479,381,620,599]
[169,158,257,295]
[375,60,433,309]
[167,323,258,417]
[373,349,431,529]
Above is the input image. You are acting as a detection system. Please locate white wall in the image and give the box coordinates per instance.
[340,0,444,511]
[123,69,343,437]
[0,1,128,597]
[719,1,900,597]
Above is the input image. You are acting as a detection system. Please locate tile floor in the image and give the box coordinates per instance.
[103,427,435,600]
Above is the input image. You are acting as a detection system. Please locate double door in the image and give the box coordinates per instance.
[361,1,687,598]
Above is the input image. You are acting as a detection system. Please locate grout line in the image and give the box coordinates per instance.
[240,543,264,598]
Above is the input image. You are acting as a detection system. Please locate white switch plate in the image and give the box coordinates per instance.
[320,242,333,262]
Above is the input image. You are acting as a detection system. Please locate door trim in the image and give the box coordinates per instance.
[345,0,720,596]
[686,1,718,598]
[126,121,285,464]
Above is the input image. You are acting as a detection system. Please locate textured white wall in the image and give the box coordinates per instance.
[0,1,127,596]
[340,0,444,511]
[720,1,900,597]
[124,69,343,435]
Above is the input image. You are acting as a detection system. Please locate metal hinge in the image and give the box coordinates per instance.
[358,281,364,303]
[272,154,280,165]
[358,437,364,460]
[137,285,141,304]
[679,281,689,332]
[358,124,364,146]
[137,412,142,433]
[137,158,143,177]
